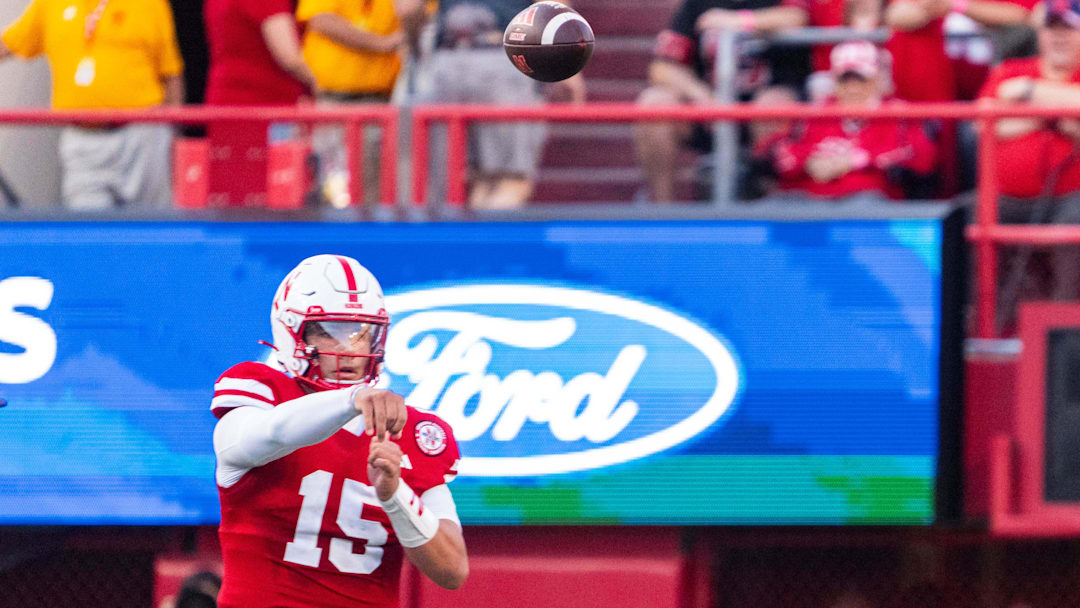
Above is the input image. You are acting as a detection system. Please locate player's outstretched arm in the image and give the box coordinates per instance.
[403,519,468,590]
[214,387,408,487]
[369,436,469,590]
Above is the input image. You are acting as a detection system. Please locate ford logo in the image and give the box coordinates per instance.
[383,284,740,477]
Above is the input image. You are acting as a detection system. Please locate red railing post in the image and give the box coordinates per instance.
[380,107,398,207]
[411,109,430,208]
[344,119,363,207]
[975,116,1000,338]
[446,115,468,207]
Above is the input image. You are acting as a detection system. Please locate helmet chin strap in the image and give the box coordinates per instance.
[301,351,380,391]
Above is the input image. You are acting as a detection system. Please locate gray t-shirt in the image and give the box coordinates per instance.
[435,0,533,47]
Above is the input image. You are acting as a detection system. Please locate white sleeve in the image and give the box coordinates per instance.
[213,388,362,487]
[420,483,461,526]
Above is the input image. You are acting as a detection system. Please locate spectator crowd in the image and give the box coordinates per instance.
[0,0,1077,212]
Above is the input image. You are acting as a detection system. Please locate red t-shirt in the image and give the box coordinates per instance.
[772,101,938,198]
[782,0,845,72]
[979,58,1080,198]
[213,362,460,608]
[886,3,956,102]
[204,0,307,105]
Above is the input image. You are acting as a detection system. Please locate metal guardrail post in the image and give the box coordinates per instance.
[711,29,740,207]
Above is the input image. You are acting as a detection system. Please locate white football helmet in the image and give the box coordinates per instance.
[270,255,389,391]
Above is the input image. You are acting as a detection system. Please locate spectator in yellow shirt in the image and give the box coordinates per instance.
[298,0,423,207]
[0,0,184,211]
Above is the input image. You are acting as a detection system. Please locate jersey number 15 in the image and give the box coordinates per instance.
[283,470,387,574]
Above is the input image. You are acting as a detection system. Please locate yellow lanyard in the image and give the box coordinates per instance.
[83,0,109,43]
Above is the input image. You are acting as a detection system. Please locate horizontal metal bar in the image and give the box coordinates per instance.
[412,102,1080,122]
[967,224,1080,245]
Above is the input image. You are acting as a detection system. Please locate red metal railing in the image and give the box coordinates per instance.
[3,103,1080,337]
[0,105,399,207]
[412,102,1080,339]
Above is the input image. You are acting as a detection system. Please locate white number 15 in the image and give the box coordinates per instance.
[282,470,388,574]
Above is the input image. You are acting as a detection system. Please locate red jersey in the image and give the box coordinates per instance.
[979,58,1080,198]
[204,0,307,105]
[773,102,937,198]
[212,362,460,608]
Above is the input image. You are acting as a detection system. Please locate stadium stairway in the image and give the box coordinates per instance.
[531,0,702,204]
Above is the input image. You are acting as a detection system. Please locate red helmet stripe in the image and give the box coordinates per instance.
[334,255,359,303]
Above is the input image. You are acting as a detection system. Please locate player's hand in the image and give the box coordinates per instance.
[368,432,403,501]
[352,388,407,439]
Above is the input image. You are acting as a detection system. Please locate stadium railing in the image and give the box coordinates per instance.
[412,101,1080,340]
[0,102,1074,338]
[0,105,399,208]
[705,26,989,202]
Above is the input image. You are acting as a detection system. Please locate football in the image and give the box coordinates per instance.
[503,2,595,83]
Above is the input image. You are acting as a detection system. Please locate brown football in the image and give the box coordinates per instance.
[503,2,595,83]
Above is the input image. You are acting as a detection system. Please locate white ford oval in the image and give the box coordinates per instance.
[384,284,740,477]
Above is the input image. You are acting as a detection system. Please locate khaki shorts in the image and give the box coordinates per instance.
[59,124,172,210]
[423,47,546,178]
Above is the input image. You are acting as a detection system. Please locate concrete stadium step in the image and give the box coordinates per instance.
[584,78,647,102]
[532,166,702,203]
[540,125,702,169]
[581,36,656,81]
[541,124,637,168]
[531,0,675,203]
[574,1,678,37]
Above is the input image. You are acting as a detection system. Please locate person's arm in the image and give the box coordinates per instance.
[153,0,184,105]
[213,387,407,486]
[1,0,46,60]
[695,6,808,33]
[404,519,468,589]
[261,12,318,90]
[648,60,713,104]
[960,0,1031,26]
[393,0,426,43]
[885,0,947,31]
[307,13,404,53]
[850,0,884,29]
[905,125,938,174]
[162,74,184,106]
[750,6,810,30]
[883,122,937,174]
[1026,78,1080,106]
[989,76,1079,139]
[772,131,817,179]
[368,437,469,590]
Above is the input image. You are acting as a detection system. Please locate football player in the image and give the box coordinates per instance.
[211,254,467,607]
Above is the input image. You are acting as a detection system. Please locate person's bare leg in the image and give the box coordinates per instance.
[469,178,494,209]
[482,176,534,209]
[633,86,691,203]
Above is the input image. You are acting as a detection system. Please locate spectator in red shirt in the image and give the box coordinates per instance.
[633,0,810,203]
[205,0,315,104]
[771,41,937,199]
[979,0,1080,199]
[977,0,1080,302]
[785,0,883,74]
[885,0,957,102]
[204,0,317,206]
